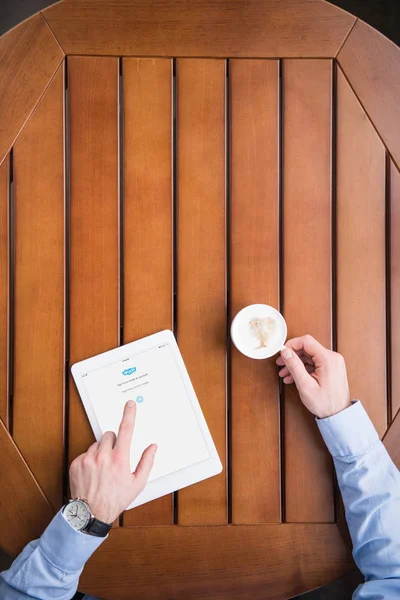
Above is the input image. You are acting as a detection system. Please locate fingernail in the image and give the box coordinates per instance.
[127,400,134,407]
[282,350,293,360]
[152,445,158,454]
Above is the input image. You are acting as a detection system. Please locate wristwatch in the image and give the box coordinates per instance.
[62,498,112,537]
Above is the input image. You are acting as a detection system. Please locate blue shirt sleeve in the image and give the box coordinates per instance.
[0,510,105,600]
[317,401,400,599]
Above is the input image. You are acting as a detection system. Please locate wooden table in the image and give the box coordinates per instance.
[1,1,400,598]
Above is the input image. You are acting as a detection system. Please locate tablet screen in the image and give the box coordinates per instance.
[81,343,210,481]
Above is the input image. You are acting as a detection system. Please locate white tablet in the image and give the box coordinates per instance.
[71,330,222,509]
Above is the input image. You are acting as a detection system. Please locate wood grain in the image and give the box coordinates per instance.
[80,523,353,600]
[336,67,387,436]
[13,65,65,511]
[282,59,334,523]
[43,0,355,58]
[383,405,400,469]
[391,162,400,419]
[230,60,280,523]
[176,59,227,525]
[122,58,173,526]
[0,156,9,427]
[338,20,400,169]
[336,510,352,549]
[0,418,54,557]
[0,13,64,165]
[69,57,119,462]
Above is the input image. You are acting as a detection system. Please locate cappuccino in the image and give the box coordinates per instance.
[231,304,287,359]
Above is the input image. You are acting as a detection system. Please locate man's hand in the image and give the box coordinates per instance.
[276,334,351,419]
[69,400,157,523]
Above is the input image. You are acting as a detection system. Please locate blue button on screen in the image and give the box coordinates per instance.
[136,396,144,404]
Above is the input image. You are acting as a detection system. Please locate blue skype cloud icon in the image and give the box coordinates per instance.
[122,367,136,376]
[136,396,144,404]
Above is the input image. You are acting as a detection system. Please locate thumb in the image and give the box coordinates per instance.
[280,347,312,392]
[132,444,157,491]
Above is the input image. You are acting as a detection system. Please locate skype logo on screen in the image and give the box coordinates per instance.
[122,367,136,376]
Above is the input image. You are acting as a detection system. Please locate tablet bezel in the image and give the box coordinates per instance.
[71,329,222,509]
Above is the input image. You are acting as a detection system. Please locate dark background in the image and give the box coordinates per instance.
[0,0,398,598]
[0,0,400,45]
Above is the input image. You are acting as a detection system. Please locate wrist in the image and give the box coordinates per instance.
[316,400,352,420]
[89,501,116,524]
[70,490,115,523]
[63,498,113,537]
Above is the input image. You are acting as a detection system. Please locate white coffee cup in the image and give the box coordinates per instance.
[231,304,287,359]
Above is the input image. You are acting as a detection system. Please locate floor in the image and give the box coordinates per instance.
[0,0,394,598]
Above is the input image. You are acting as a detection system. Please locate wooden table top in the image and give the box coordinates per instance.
[0,1,400,598]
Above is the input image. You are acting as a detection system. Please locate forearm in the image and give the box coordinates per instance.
[318,402,400,581]
[0,511,105,600]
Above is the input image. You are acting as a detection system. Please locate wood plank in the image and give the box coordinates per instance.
[43,0,355,59]
[383,406,400,469]
[69,57,119,464]
[176,59,226,525]
[122,58,173,526]
[391,162,400,419]
[0,156,9,427]
[283,59,334,523]
[80,523,353,600]
[0,418,54,557]
[336,67,387,436]
[12,65,65,511]
[0,14,64,165]
[230,60,280,523]
[338,20,400,169]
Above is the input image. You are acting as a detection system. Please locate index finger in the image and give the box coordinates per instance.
[115,400,137,456]
[284,335,329,364]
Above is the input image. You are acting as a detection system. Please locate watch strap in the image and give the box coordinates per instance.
[83,518,112,537]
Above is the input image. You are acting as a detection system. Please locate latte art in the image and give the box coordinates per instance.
[249,317,277,349]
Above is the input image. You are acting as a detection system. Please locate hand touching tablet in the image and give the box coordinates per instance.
[69,400,157,523]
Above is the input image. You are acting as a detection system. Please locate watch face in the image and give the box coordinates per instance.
[64,500,91,531]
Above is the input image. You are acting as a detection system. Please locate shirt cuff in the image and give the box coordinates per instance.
[317,401,379,458]
[39,510,106,572]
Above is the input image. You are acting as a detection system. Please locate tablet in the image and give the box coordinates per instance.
[71,330,222,509]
